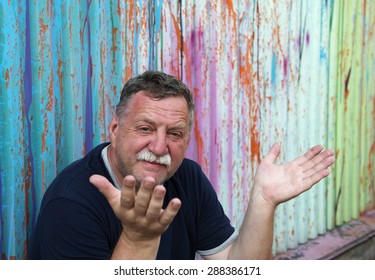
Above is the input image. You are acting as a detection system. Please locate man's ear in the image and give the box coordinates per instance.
[108,115,118,145]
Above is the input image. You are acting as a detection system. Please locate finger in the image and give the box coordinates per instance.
[263,143,281,164]
[294,145,324,166]
[133,176,156,216]
[303,152,336,178]
[120,175,137,209]
[300,148,335,174]
[303,168,331,189]
[159,198,181,227]
[89,174,120,208]
[145,185,166,220]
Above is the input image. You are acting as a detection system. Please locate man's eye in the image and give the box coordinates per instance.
[169,132,183,138]
[139,127,151,132]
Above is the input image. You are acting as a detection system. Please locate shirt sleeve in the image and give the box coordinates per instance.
[180,160,237,254]
[196,174,236,253]
[197,231,238,256]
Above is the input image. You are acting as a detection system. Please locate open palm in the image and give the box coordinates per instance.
[253,144,335,208]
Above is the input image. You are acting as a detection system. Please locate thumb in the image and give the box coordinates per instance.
[89,174,120,207]
[263,143,281,164]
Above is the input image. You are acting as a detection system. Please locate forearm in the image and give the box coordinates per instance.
[228,194,276,260]
[111,231,161,260]
[226,143,335,260]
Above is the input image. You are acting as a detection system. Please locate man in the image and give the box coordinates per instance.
[29,70,335,259]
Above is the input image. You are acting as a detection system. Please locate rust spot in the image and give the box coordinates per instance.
[169,11,182,75]
[39,17,48,36]
[111,27,119,52]
[5,68,10,89]
[117,0,121,17]
[41,117,48,153]
[57,59,64,94]
[250,122,260,162]
[75,105,79,118]
[46,79,54,111]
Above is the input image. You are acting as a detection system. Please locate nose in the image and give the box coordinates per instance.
[148,131,168,156]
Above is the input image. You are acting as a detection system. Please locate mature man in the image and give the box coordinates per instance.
[29,70,335,259]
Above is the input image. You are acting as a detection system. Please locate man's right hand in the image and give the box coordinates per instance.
[89,174,181,259]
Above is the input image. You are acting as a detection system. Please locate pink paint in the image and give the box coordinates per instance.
[185,29,205,166]
[226,67,234,219]
[283,57,288,76]
[208,57,219,193]
[306,32,310,46]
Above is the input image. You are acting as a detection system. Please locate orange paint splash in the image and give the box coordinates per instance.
[169,4,182,76]
[238,7,260,163]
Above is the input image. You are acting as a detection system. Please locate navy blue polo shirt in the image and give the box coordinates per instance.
[28,143,236,259]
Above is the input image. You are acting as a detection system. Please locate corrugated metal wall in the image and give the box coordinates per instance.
[0,0,374,259]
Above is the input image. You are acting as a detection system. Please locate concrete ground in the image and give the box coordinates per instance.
[274,210,375,260]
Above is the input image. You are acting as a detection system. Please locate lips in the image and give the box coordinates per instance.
[140,160,165,168]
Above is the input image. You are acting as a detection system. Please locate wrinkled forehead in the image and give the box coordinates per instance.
[122,91,193,129]
[134,90,187,109]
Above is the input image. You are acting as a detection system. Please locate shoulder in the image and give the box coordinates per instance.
[172,158,213,191]
[168,158,215,204]
[41,143,111,207]
[59,143,109,178]
[174,158,207,178]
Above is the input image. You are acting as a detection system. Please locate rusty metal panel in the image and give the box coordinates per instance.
[0,0,374,259]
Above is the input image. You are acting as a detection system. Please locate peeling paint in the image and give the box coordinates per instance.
[0,0,374,259]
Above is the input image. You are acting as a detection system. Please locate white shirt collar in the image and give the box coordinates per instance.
[101,144,122,190]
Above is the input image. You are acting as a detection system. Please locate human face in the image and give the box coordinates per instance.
[108,91,190,187]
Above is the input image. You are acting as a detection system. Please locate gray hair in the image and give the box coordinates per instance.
[116,70,195,130]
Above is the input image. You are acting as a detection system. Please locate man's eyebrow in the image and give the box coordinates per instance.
[169,123,188,130]
[133,115,156,125]
[136,116,187,130]
[139,117,155,125]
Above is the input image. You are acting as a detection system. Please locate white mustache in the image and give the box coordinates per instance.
[136,150,171,166]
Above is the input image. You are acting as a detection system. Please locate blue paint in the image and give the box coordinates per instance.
[24,0,37,228]
[320,46,327,62]
[133,0,142,74]
[271,53,277,86]
[149,0,164,70]
[84,0,93,153]
[7,171,15,258]
[0,5,4,73]
[0,12,5,257]
[0,0,373,260]
[0,158,2,257]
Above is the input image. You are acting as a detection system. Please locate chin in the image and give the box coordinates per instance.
[133,172,167,186]
[153,175,169,186]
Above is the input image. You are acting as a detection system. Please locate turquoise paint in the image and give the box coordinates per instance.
[0,0,374,259]
[271,53,277,86]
